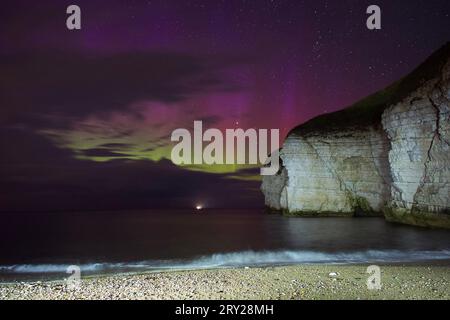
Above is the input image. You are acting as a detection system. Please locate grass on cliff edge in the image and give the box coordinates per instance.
[290,42,450,136]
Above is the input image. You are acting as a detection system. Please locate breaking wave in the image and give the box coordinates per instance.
[1,249,450,275]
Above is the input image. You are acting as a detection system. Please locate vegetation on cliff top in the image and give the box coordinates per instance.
[289,42,450,136]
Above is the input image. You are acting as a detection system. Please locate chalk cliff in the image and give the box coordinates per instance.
[262,44,450,228]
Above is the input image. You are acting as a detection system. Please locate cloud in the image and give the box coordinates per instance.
[0,127,263,212]
[98,143,133,149]
[0,51,241,129]
[0,47,262,210]
[80,148,127,158]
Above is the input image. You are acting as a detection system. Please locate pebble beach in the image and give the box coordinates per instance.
[1,264,449,300]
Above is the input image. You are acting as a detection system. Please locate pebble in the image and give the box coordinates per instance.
[329,272,338,278]
[0,265,448,300]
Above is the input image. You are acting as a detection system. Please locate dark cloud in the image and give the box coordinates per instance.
[99,143,133,149]
[0,45,254,212]
[80,148,126,158]
[0,127,74,165]
[0,128,262,212]
[0,51,239,129]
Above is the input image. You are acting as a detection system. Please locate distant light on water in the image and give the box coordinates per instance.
[195,205,203,210]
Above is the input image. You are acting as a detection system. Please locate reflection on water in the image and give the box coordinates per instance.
[0,209,449,280]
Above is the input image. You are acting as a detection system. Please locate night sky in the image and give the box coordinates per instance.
[1,0,449,211]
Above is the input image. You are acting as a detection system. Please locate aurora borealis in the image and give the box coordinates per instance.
[1,0,449,211]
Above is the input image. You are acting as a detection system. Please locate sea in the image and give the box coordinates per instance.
[1,209,450,281]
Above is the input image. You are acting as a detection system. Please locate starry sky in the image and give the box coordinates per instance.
[0,0,449,211]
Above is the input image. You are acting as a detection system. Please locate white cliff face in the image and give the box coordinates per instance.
[381,61,450,228]
[265,128,391,216]
[262,46,450,228]
[261,166,287,210]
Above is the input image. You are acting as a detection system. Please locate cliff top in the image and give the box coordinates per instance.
[289,42,450,137]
